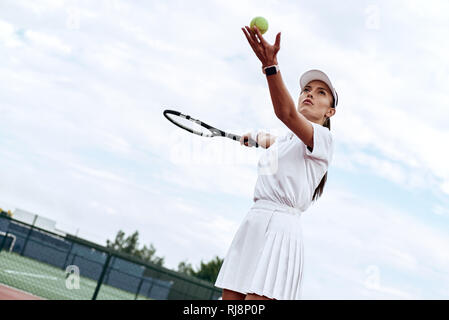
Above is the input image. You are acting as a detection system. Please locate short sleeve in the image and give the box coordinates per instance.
[305,121,334,164]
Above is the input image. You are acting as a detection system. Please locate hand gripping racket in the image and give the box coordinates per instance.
[163,109,259,148]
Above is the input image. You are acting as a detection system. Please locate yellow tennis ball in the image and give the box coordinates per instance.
[250,16,269,34]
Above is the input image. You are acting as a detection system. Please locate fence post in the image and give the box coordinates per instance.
[62,241,75,269]
[0,232,9,253]
[134,277,145,300]
[104,256,114,285]
[0,218,11,253]
[92,252,112,300]
[20,215,38,256]
[147,279,155,299]
[208,289,216,300]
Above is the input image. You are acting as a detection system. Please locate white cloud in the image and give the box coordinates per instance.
[301,187,449,299]
[0,19,22,47]
[25,30,72,54]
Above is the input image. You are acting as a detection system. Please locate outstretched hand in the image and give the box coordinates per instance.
[242,26,281,68]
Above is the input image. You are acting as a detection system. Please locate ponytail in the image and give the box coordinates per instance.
[311,104,333,202]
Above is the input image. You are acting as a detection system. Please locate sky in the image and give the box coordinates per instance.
[1,0,449,299]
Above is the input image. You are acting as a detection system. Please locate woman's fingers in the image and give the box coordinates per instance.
[242,28,263,58]
[252,26,268,47]
[239,134,246,145]
[274,32,281,52]
[242,28,259,54]
[242,26,281,67]
[240,133,251,147]
[245,26,261,45]
[241,27,255,47]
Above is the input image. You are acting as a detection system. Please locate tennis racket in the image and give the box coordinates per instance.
[163,109,259,148]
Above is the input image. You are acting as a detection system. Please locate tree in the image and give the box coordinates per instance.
[137,243,165,266]
[177,260,194,276]
[106,230,165,267]
[177,256,224,283]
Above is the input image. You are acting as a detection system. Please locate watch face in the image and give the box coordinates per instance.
[266,66,277,75]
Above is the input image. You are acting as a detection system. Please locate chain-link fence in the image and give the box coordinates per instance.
[0,212,222,300]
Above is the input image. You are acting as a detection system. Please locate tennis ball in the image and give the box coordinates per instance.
[250,16,269,34]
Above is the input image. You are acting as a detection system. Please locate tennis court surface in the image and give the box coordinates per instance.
[0,214,221,300]
[0,284,45,300]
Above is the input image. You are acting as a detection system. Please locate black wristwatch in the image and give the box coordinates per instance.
[263,65,279,76]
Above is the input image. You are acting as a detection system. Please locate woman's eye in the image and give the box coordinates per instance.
[319,91,325,95]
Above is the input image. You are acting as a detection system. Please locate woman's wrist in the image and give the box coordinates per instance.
[263,59,278,68]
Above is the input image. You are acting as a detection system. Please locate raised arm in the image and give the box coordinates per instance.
[265,71,314,149]
[241,26,314,150]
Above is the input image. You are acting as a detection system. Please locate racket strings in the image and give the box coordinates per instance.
[166,113,215,137]
[163,109,255,147]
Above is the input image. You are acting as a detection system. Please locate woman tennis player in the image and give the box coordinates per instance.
[214,26,338,300]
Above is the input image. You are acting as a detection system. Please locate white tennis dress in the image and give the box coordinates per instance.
[214,121,334,300]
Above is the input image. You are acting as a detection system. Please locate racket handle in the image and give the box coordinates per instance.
[243,137,259,148]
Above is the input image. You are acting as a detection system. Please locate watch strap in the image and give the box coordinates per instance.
[263,65,279,76]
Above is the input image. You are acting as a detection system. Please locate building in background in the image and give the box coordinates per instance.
[4,208,67,237]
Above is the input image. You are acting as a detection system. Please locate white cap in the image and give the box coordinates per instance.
[300,69,338,108]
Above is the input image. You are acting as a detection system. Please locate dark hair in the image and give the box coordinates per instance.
[311,101,333,203]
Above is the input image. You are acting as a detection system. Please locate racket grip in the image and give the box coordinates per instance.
[243,137,259,148]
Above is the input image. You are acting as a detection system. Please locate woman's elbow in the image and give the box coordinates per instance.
[276,110,290,122]
[276,104,297,122]
[277,111,296,125]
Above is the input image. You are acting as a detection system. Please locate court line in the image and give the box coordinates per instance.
[0,269,59,281]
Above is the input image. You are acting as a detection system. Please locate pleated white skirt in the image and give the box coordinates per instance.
[215,199,304,300]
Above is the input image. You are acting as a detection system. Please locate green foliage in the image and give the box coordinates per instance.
[106,230,224,283]
[106,230,165,267]
[177,256,224,283]
[0,209,13,218]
